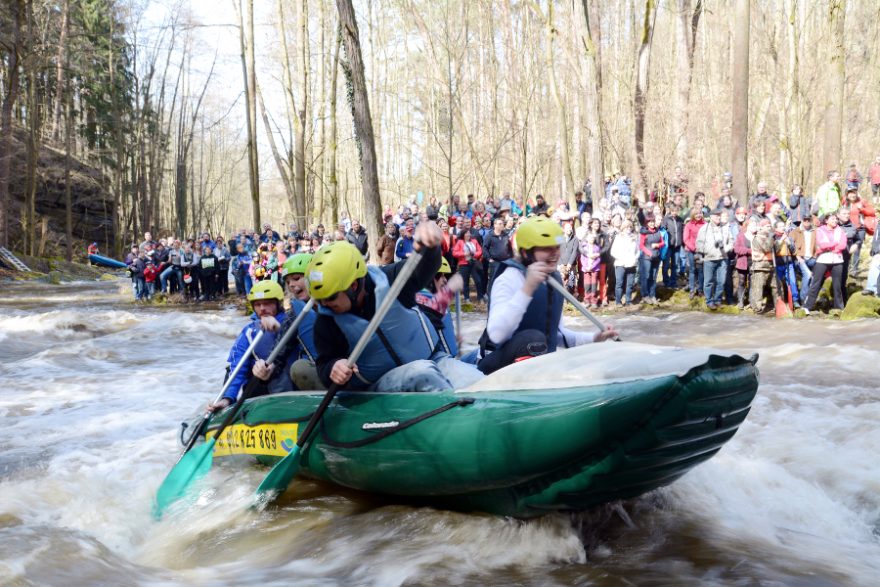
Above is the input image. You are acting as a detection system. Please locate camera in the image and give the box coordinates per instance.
[714,240,722,249]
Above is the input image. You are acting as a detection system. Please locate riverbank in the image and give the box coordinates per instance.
[4,252,878,321]
[0,253,118,284]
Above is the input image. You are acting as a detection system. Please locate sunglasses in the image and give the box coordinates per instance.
[318,291,342,305]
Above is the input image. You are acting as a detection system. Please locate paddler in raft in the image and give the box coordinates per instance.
[308,223,482,392]
[207,280,302,412]
[477,216,619,374]
[414,257,479,365]
[248,253,323,391]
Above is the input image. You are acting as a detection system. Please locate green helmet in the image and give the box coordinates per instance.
[307,242,367,300]
[438,257,452,274]
[282,253,313,278]
[247,279,284,303]
[515,216,564,250]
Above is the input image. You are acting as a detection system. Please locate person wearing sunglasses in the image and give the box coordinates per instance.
[308,222,476,393]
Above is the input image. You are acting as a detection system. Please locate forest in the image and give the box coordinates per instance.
[0,0,871,258]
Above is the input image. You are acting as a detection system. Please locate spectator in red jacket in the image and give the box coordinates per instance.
[869,155,880,203]
[452,228,485,303]
[846,189,877,274]
[683,209,706,297]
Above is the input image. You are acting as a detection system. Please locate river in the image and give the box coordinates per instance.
[0,280,877,586]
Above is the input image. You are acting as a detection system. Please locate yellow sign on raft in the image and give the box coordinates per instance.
[206,423,299,457]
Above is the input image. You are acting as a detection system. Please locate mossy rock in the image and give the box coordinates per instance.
[713,304,742,315]
[841,292,880,320]
[665,288,692,306]
[46,270,62,284]
[655,286,677,302]
[99,273,118,281]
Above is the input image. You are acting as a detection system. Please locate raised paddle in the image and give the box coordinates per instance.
[153,299,316,518]
[547,276,621,341]
[255,250,425,502]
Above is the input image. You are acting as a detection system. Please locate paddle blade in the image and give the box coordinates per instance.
[255,444,301,499]
[775,296,792,319]
[153,439,215,519]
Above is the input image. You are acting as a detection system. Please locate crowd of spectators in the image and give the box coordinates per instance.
[122,162,880,314]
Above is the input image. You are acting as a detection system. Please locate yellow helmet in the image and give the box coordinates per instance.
[307,242,367,300]
[438,257,452,274]
[514,216,564,250]
[248,279,284,303]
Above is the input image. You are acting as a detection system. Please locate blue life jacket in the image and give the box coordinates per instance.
[289,298,318,362]
[658,227,670,260]
[224,310,289,401]
[483,260,564,352]
[417,289,458,357]
[317,266,439,385]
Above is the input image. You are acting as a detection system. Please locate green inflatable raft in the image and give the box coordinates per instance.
[202,342,759,518]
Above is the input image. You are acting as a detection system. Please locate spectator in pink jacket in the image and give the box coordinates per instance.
[802,213,848,314]
[683,209,706,297]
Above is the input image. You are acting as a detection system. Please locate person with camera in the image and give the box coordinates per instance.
[695,209,733,310]
[772,220,800,308]
[791,215,816,301]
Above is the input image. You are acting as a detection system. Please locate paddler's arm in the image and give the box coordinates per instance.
[208,324,258,412]
[380,222,442,308]
[313,314,369,391]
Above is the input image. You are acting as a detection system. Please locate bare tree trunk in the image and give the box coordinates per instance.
[575,0,605,204]
[329,32,341,226]
[786,0,800,185]
[236,0,260,231]
[0,0,23,248]
[24,0,39,256]
[674,0,702,166]
[337,0,383,245]
[731,0,750,204]
[633,0,657,190]
[64,59,73,261]
[823,0,845,174]
[295,0,308,219]
[276,0,300,220]
[540,0,575,201]
[258,86,297,214]
[50,0,69,143]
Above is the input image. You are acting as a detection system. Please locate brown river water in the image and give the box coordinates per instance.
[0,280,877,586]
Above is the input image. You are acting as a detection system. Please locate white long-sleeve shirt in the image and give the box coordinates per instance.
[486,268,594,348]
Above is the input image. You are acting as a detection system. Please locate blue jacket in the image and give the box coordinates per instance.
[223,310,287,403]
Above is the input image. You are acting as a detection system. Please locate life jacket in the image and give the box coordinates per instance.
[244,311,293,393]
[289,298,318,361]
[317,266,439,385]
[417,289,458,357]
[480,259,563,354]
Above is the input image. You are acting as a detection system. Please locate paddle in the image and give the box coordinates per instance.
[547,276,621,341]
[771,248,792,318]
[454,290,462,357]
[176,330,266,463]
[153,298,316,518]
[255,250,425,502]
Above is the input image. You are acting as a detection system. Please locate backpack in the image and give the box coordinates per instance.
[865,215,876,236]
[658,227,670,260]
